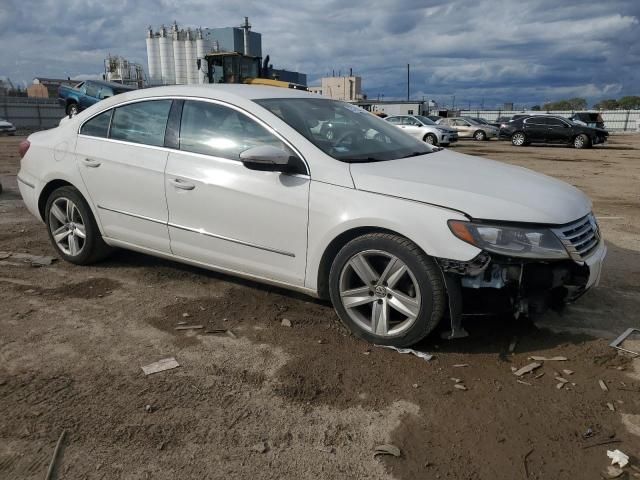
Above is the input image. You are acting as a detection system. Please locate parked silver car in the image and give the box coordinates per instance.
[0,118,16,136]
[437,117,498,141]
[385,115,458,146]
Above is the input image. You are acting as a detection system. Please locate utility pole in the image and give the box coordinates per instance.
[452,95,456,110]
[407,64,410,101]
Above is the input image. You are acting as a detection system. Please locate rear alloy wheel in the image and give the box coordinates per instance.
[329,233,445,346]
[512,132,526,146]
[574,134,590,149]
[424,133,438,145]
[474,130,486,141]
[45,186,111,265]
[66,103,79,116]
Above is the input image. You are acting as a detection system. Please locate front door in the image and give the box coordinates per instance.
[401,116,424,140]
[545,117,571,143]
[165,99,310,286]
[75,99,173,252]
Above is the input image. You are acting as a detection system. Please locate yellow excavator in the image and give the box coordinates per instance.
[201,52,308,90]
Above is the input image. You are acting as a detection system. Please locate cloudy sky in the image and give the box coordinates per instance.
[1,0,638,107]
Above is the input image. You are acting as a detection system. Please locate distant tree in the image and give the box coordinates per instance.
[531,105,541,111]
[617,96,640,110]
[543,98,587,111]
[593,99,619,110]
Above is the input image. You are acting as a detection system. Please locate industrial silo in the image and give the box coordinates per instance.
[146,28,161,85]
[195,28,210,84]
[173,31,187,84]
[185,29,197,84]
[158,26,175,84]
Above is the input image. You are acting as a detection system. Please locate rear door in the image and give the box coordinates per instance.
[164,99,310,286]
[453,119,473,137]
[76,99,173,252]
[523,117,547,142]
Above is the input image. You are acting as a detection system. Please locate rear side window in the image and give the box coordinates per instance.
[546,117,567,127]
[80,110,112,138]
[386,117,401,125]
[179,100,287,160]
[110,100,172,147]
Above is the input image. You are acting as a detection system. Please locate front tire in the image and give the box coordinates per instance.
[574,134,591,149]
[424,133,438,145]
[328,233,445,347]
[511,131,526,146]
[474,130,486,141]
[45,186,111,265]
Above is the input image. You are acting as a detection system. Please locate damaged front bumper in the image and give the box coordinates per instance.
[437,240,606,319]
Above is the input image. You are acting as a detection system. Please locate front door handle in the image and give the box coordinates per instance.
[169,178,195,190]
[82,158,101,168]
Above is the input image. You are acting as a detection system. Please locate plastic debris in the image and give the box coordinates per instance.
[453,364,469,368]
[517,380,532,386]
[603,466,624,479]
[607,449,629,468]
[141,357,180,375]
[251,441,268,454]
[281,318,292,327]
[174,325,203,330]
[609,328,640,357]
[607,402,615,412]
[562,369,574,376]
[376,345,433,362]
[374,444,401,457]
[454,384,467,391]
[513,362,542,377]
[528,356,568,361]
[599,380,609,392]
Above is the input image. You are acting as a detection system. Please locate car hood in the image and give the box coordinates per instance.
[0,120,13,127]
[349,149,591,224]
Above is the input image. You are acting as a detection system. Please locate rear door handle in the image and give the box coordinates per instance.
[169,178,195,190]
[82,158,101,168]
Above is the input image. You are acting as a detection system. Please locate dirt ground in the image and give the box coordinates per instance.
[1,133,639,479]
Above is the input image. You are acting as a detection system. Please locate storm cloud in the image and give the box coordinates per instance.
[1,0,638,107]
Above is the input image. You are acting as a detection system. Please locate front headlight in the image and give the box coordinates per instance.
[436,127,448,133]
[448,220,569,259]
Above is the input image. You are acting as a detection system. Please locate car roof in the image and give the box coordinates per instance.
[85,79,136,90]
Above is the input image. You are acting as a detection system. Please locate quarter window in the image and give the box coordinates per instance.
[110,100,172,147]
[179,100,289,161]
[80,109,112,138]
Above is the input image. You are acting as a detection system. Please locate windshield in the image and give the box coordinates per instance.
[414,115,437,126]
[255,98,434,162]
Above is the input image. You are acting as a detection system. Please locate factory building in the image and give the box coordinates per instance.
[145,19,262,86]
[309,76,363,101]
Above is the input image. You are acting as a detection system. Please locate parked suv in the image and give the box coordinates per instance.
[501,115,608,149]
[437,117,498,140]
[58,80,135,116]
[385,115,458,146]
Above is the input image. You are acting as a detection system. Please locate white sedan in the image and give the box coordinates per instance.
[17,85,606,346]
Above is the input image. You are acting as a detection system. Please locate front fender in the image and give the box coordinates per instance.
[305,181,481,292]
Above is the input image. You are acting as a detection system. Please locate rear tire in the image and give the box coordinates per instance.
[66,102,79,116]
[44,186,112,265]
[424,133,438,145]
[574,134,590,149]
[511,131,526,146]
[328,233,445,347]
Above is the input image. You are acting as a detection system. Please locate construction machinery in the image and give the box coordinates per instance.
[201,52,308,90]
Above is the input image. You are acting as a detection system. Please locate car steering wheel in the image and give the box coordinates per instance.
[333,130,360,148]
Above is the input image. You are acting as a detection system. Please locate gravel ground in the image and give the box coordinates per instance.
[1,133,639,479]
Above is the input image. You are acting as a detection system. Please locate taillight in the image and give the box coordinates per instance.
[18,140,30,159]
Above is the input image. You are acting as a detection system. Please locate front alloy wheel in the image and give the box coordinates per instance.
[329,233,445,346]
[339,250,421,337]
[474,130,486,141]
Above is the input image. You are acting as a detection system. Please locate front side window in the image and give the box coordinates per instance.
[256,98,433,162]
[85,83,98,97]
[179,100,289,161]
[386,117,401,125]
[80,109,112,138]
[110,100,172,147]
[414,115,437,126]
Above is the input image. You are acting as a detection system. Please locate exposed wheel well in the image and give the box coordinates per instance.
[38,179,74,220]
[316,226,416,300]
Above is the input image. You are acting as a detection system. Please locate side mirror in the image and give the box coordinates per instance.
[239,145,293,172]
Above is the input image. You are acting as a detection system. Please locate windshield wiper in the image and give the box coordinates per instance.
[400,151,430,158]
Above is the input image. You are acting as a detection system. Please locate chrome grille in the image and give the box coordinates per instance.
[553,214,601,261]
